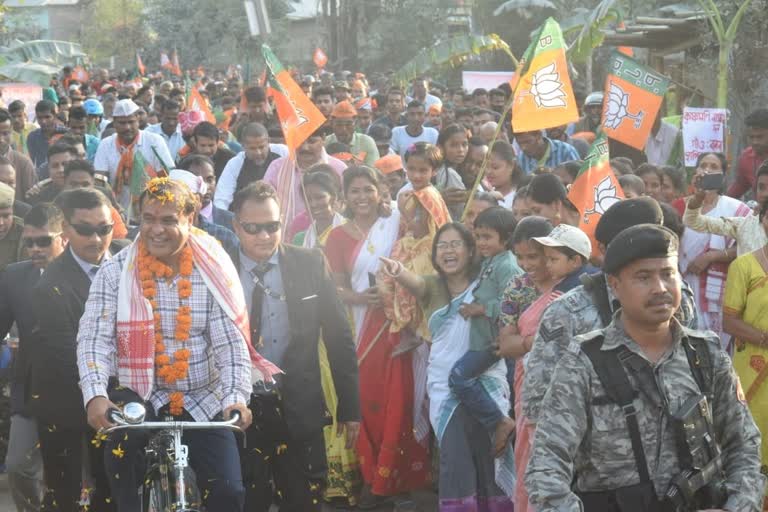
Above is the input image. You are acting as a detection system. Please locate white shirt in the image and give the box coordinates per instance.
[146,123,185,162]
[645,121,679,166]
[270,143,289,158]
[93,130,174,212]
[390,125,439,158]
[499,190,516,209]
[214,152,247,210]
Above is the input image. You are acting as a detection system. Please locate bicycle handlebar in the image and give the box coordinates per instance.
[104,406,242,434]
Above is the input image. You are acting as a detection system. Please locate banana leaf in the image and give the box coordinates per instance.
[0,61,61,86]
[494,0,557,18]
[391,34,515,85]
[568,0,622,62]
[0,39,86,65]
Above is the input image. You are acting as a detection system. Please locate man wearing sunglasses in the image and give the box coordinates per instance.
[0,203,66,512]
[230,181,359,512]
[29,188,126,512]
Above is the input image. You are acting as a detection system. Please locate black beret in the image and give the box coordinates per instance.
[603,224,679,275]
[594,197,663,246]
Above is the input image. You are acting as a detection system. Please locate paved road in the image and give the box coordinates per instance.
[0,476,439,511]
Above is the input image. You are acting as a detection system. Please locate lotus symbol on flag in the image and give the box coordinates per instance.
[604,82,644,130]
[583,176,621,223]
[530,63,567,108]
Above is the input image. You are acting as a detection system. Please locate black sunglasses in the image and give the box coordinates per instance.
[22,233,60,248]
[70,223,114,237]
[238,221,281,235]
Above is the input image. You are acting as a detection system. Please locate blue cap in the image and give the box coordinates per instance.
[83,98,104,116]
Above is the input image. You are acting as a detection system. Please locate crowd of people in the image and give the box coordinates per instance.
[0,63,767,512]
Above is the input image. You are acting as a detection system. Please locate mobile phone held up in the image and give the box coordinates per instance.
[698,173,724,191]
[368,272,377,288]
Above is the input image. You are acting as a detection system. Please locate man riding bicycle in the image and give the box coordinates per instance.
[77,177,281,511]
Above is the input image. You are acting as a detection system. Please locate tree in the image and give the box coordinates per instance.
[81,0,145,66]
[697,0,755,108]
[142,0,297,72]
[0,7,45,47]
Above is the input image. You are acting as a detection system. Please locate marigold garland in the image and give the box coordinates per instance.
[138,240,194,416]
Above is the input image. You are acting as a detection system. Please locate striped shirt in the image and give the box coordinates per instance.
[77,248,252,422]
[517,137,580,174]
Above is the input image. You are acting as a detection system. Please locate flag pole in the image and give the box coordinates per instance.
[459,95,515,222]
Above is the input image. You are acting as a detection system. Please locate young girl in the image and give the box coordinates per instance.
[527,173,581,226]
[436,124,470,220]
[486,140,524,209]
[293,165,344,247]
[387,143,451,342]
[532,223,596,292]
[449,206,521,456]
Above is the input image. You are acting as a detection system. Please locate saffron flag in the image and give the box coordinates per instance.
[262,45,326,152]
[187,86,216,124]
[567,134,624,245]
[72,66,89,83]
[512,18,579,133]
[313,48,328,69]
[170,50,182,77]
[602,51,670,150]
[136,53,146,76]
[160,52,172,70]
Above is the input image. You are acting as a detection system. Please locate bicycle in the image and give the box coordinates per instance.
[105,402,242,512]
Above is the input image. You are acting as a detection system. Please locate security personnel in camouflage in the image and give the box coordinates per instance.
[522,197,698,424]
[525,224,765,512]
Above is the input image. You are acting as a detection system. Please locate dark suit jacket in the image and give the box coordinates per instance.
[236,244,360,440]
[0,261,42,415]
[28,241,128,427]
[212,206,234,232]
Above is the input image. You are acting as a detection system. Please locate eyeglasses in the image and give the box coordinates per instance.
[22,233,61,248]
[238,221,281,235]
[69,223,114,237]
[436,240,465,250]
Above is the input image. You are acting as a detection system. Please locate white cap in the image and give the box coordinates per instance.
[112,99,140,117]
[169,169,207,196]
[532,224,592,260]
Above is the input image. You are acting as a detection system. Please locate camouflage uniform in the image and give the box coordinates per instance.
[524,317,765,512]
[521,274,697,422]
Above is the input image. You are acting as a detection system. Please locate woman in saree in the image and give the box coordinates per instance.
[497,216,558,512]
[723,202,768,476]
[325,166,431,508]
[291,169,359,505]
[380,222,515,512]
[681,152,751,347]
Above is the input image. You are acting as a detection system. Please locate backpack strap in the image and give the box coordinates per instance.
[681,335,714,402]
[581,273,613,327]
[581,336,651,483]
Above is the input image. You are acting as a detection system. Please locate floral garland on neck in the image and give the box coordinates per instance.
[138,240,194,416]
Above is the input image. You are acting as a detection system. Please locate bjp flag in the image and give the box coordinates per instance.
[602,51,669,150]
[567,134,624,245]
[72,66,89,83]
[512,18,579,133]
[187,86,216,124]
[262,45,326,153]
[313,47,328,69]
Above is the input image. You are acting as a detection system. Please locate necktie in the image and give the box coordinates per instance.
[88,265,100,281]
[249,262,273,347]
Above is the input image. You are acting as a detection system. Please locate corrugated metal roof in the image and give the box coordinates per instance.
[285,0,320,21]
[5,0,80,7]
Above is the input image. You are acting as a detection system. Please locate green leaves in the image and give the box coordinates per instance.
[391,34,514,85]
[568,0,623,63]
